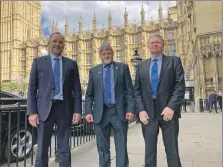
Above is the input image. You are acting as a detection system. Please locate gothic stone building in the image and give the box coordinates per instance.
[0,1,222,106]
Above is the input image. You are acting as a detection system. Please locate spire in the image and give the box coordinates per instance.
[108,10,112,31]
[141,4,145,26]
[124,6,128,26]
[52,20,55,33]
[93,11,96,21]
[93,12,97,32]
[159,1,163,10]
[79,16,83,32]
[158,1,164,26]
[65,17,69,35]
[65,17,68,25]
[55,22,59,32]
[141,4,145,15]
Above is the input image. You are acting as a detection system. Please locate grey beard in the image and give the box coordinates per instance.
[103,59,112,64]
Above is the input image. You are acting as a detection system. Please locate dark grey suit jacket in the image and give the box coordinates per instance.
[209,93,217,102]
[85,62,135,123]
[27,55,82,122]
[134,55,185,118]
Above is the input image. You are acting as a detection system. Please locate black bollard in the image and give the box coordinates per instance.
[199,98,204,112]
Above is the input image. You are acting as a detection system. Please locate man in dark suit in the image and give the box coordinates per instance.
[217,91,222,111]
[134,34,185,167]
[85,43,135,167]
[27,32,82,167]
[209,91,218,113]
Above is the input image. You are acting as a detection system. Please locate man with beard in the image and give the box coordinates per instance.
[27,32,82,167]
[85,43,135,167]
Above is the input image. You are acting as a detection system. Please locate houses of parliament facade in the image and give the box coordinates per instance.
[0,1,222,106]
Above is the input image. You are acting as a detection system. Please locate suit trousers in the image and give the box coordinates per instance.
[209,101,217,112]
[35,101,71,167]
[94,106,129,167]
[141,100,181,167]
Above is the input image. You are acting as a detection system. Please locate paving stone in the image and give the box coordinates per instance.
[48,113,222,167]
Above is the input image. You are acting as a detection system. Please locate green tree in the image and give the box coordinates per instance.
[1,80,28,95]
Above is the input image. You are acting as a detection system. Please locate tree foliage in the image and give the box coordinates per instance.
[1,80,28,95]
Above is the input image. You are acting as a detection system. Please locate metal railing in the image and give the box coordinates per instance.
[0,98,96,167]
[0,98,137,167]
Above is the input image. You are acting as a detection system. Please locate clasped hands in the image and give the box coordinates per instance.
[85,112,134,123]
[139,107,174,125]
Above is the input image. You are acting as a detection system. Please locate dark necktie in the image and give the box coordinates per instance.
[151,59,158,96]
[53,57,60,96]
[104,65,111,105]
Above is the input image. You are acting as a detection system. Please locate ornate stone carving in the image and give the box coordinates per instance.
[214,44,221,57]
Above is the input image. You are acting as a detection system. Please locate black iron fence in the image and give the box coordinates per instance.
[0,98,96,167]
[0,98,136,167]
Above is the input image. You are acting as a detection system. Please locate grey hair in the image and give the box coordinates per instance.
[148,34,164,44]
[98,43,114,54]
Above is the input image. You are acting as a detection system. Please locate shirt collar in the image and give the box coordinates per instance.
[103,62,114,68]
[50,54,62,61]
[151,54,163,61]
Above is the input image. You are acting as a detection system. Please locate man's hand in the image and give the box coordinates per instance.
[28,114,39,127]
[139,111,149,125]
[72,113,81,124]
[161,107,174,121]
[85,114,94,123]
[126,112,134,120]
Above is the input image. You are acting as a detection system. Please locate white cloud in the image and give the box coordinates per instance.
[41,1,170,36]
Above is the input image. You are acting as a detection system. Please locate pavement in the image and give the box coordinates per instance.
[49,112,222,167]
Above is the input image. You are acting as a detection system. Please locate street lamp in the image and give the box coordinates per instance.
[131,49,142,81]
[130,49,142,124]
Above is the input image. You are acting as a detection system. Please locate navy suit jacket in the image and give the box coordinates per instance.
[27,55,82,122]
[209,93,217,102]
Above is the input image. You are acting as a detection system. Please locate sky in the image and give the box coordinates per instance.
[41,1,176,37]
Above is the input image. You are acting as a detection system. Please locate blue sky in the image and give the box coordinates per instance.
[40,1,175,37]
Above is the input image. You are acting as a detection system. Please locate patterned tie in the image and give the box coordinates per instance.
[104,65,111,105]
[53,57,60,96]
[151,59,158,96]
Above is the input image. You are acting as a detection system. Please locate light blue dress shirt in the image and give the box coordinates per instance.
[103,63,116,104]
[50,54,63,100]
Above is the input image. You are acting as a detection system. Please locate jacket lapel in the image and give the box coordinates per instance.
[45,55,54,82]
[143,59,152,90]
[97,64,103,89]
[62,56,67,86]
[113,62,119,87]
[158,55,169,86]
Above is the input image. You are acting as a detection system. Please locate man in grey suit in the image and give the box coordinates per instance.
[85,43,135,167]
[134,34,185,167]
[27,32,82,167]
